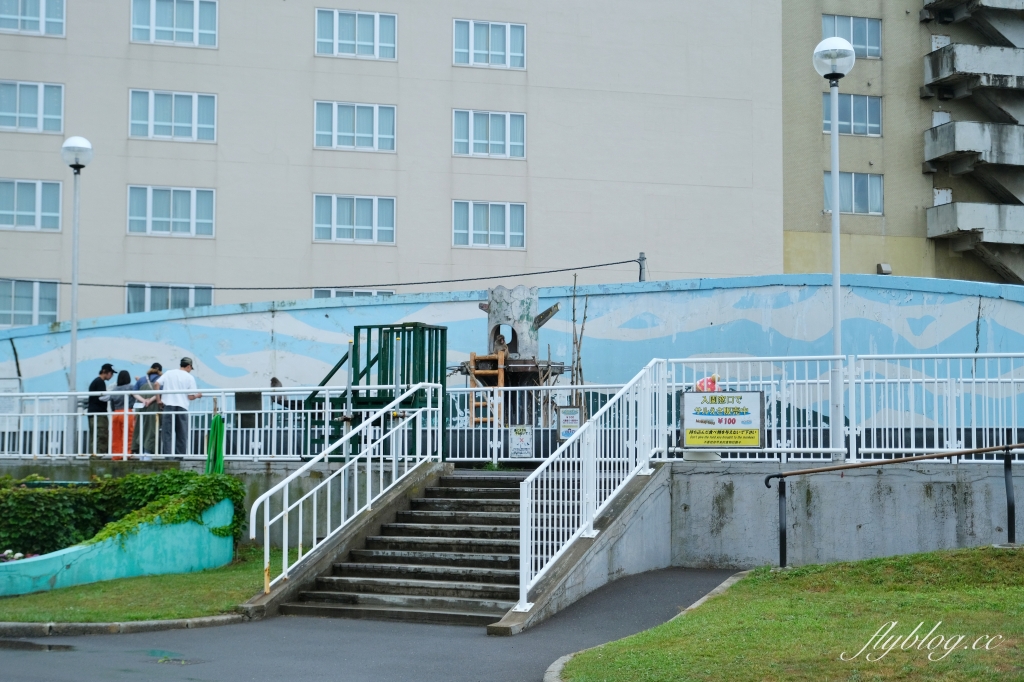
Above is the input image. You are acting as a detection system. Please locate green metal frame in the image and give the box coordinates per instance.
[304,323,448,455]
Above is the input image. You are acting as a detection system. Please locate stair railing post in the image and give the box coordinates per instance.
[582,426,598,538]
[515,480,534,611]
[282,486,290,580]
[778,478,787,568]
[1005,449,1017,545]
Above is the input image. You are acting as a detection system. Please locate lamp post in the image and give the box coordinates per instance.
[61,136,93,453]
[812,38,855,460]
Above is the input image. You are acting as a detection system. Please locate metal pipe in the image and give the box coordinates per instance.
[1005,450,1016,545]
[829,78,843,462]
[778,478,787,568]
[638,252,647,282]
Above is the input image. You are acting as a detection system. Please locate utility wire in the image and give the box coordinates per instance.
[53,258,643,291]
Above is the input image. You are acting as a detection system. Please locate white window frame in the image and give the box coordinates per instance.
[0,81,63,133]
[452,110,525,159]
[0,0,64,37]
[313,194,396,245]
[824,172,884,215]
[452,201,526,250]
[822,15,881,59]
[453,20,525,69]
[0,179,61,231]
[823,93,882,137]
[315,9,397,60]
[129,89,217,142]
[126,185,215,237]
[0,279,59,328]
[125,282,214,314]
[314,101,396,152]
[312,288,394,298]
[131,0,218,48]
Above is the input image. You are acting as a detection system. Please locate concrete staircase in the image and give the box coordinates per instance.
[279,471,527,626]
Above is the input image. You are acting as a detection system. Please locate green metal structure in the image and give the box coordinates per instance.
[304,323,447,452]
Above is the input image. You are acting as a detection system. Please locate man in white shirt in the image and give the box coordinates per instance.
[156,357,202,456]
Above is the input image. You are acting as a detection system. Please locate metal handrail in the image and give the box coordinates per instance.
[764,443,1023,567]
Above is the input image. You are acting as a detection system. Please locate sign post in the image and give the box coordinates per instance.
[681,391,765,450]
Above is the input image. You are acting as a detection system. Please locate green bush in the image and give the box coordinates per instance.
[0,471,246,556]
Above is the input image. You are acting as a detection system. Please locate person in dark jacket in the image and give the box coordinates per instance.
[87,363,115,456]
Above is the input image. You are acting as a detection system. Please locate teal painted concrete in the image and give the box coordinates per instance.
[0,500,234,597]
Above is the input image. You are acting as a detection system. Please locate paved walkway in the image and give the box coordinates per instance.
[3,568,735,682]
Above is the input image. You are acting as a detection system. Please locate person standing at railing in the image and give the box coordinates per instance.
[131,363,162,458]
[155,357,202,457]
[87,363,115,456]
[107,370,135,460]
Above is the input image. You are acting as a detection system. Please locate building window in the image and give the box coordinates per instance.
[132,0,217,47]
[822,15,880,58]
[452,201,524,249]
[0,179,60,231]
[316,9,396,59]
[0,279,57,327]
[824,172,883,215]
[823,94,881,136]
[127,186,214,237]
[0,81,63,133]
[452,110,524,158]
[313,288,393,298]
[126,283,213,313]
[0,0,64,36]
[314,194,395,244]
[129,89,216,142]
[314,101,395,151]
[453,20,524,68]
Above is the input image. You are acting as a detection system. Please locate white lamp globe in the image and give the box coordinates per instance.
[812,37,856,79]
[61,136,94,169]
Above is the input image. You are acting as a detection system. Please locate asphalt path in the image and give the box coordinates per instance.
[2,567,735,682]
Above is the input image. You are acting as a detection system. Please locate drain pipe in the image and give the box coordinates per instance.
[1005,449,1016,545]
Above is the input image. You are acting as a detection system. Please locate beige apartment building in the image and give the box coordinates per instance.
[0,0,784,324]
[784,0,1024,283]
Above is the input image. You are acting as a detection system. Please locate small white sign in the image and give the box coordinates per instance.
[558,406,582,441]
[509,425,533,458]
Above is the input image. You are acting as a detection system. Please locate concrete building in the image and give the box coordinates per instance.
[783,0,1024,283]
[0,0,783,326]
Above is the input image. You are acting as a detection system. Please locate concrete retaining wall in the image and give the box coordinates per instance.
[670,461,1017,568]
[0,499,233,596]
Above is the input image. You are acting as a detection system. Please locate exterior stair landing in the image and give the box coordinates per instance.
[278,471,527,626]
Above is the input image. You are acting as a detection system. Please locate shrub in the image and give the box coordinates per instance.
[0,471,246,556]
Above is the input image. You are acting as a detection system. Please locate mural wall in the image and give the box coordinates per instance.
[2,274,1023,393]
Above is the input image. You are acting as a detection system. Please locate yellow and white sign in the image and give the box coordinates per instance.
[682,391,764,449]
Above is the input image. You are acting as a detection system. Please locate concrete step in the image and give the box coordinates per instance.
[334,562,519,585]
[365,536,519,554]
[380,523,519,540]
[425,486,519,500]
[395,510,519,526]
[316,575,518,600]
[278,602,503,626]
[295,590,515,614]
[410,498,519,513]
[439,475,526,489]
[348,549,519,569]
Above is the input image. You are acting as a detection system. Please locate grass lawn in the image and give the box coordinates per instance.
[0,545,282,623]
[563,547,1024,682]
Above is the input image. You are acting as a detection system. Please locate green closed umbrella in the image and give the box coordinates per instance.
[205,413,225,474]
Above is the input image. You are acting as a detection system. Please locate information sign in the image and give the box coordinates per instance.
[681,391,765,449]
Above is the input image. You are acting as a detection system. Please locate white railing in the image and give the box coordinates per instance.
[852,354,1024,461]
[515,360,666,610]
[249,383,442,592]
[0,385,390,460]
[667,356,845,462]
[446,384,624,462]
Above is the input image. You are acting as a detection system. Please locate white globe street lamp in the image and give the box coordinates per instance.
[813,38,855,461]
[61,136,92,453]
